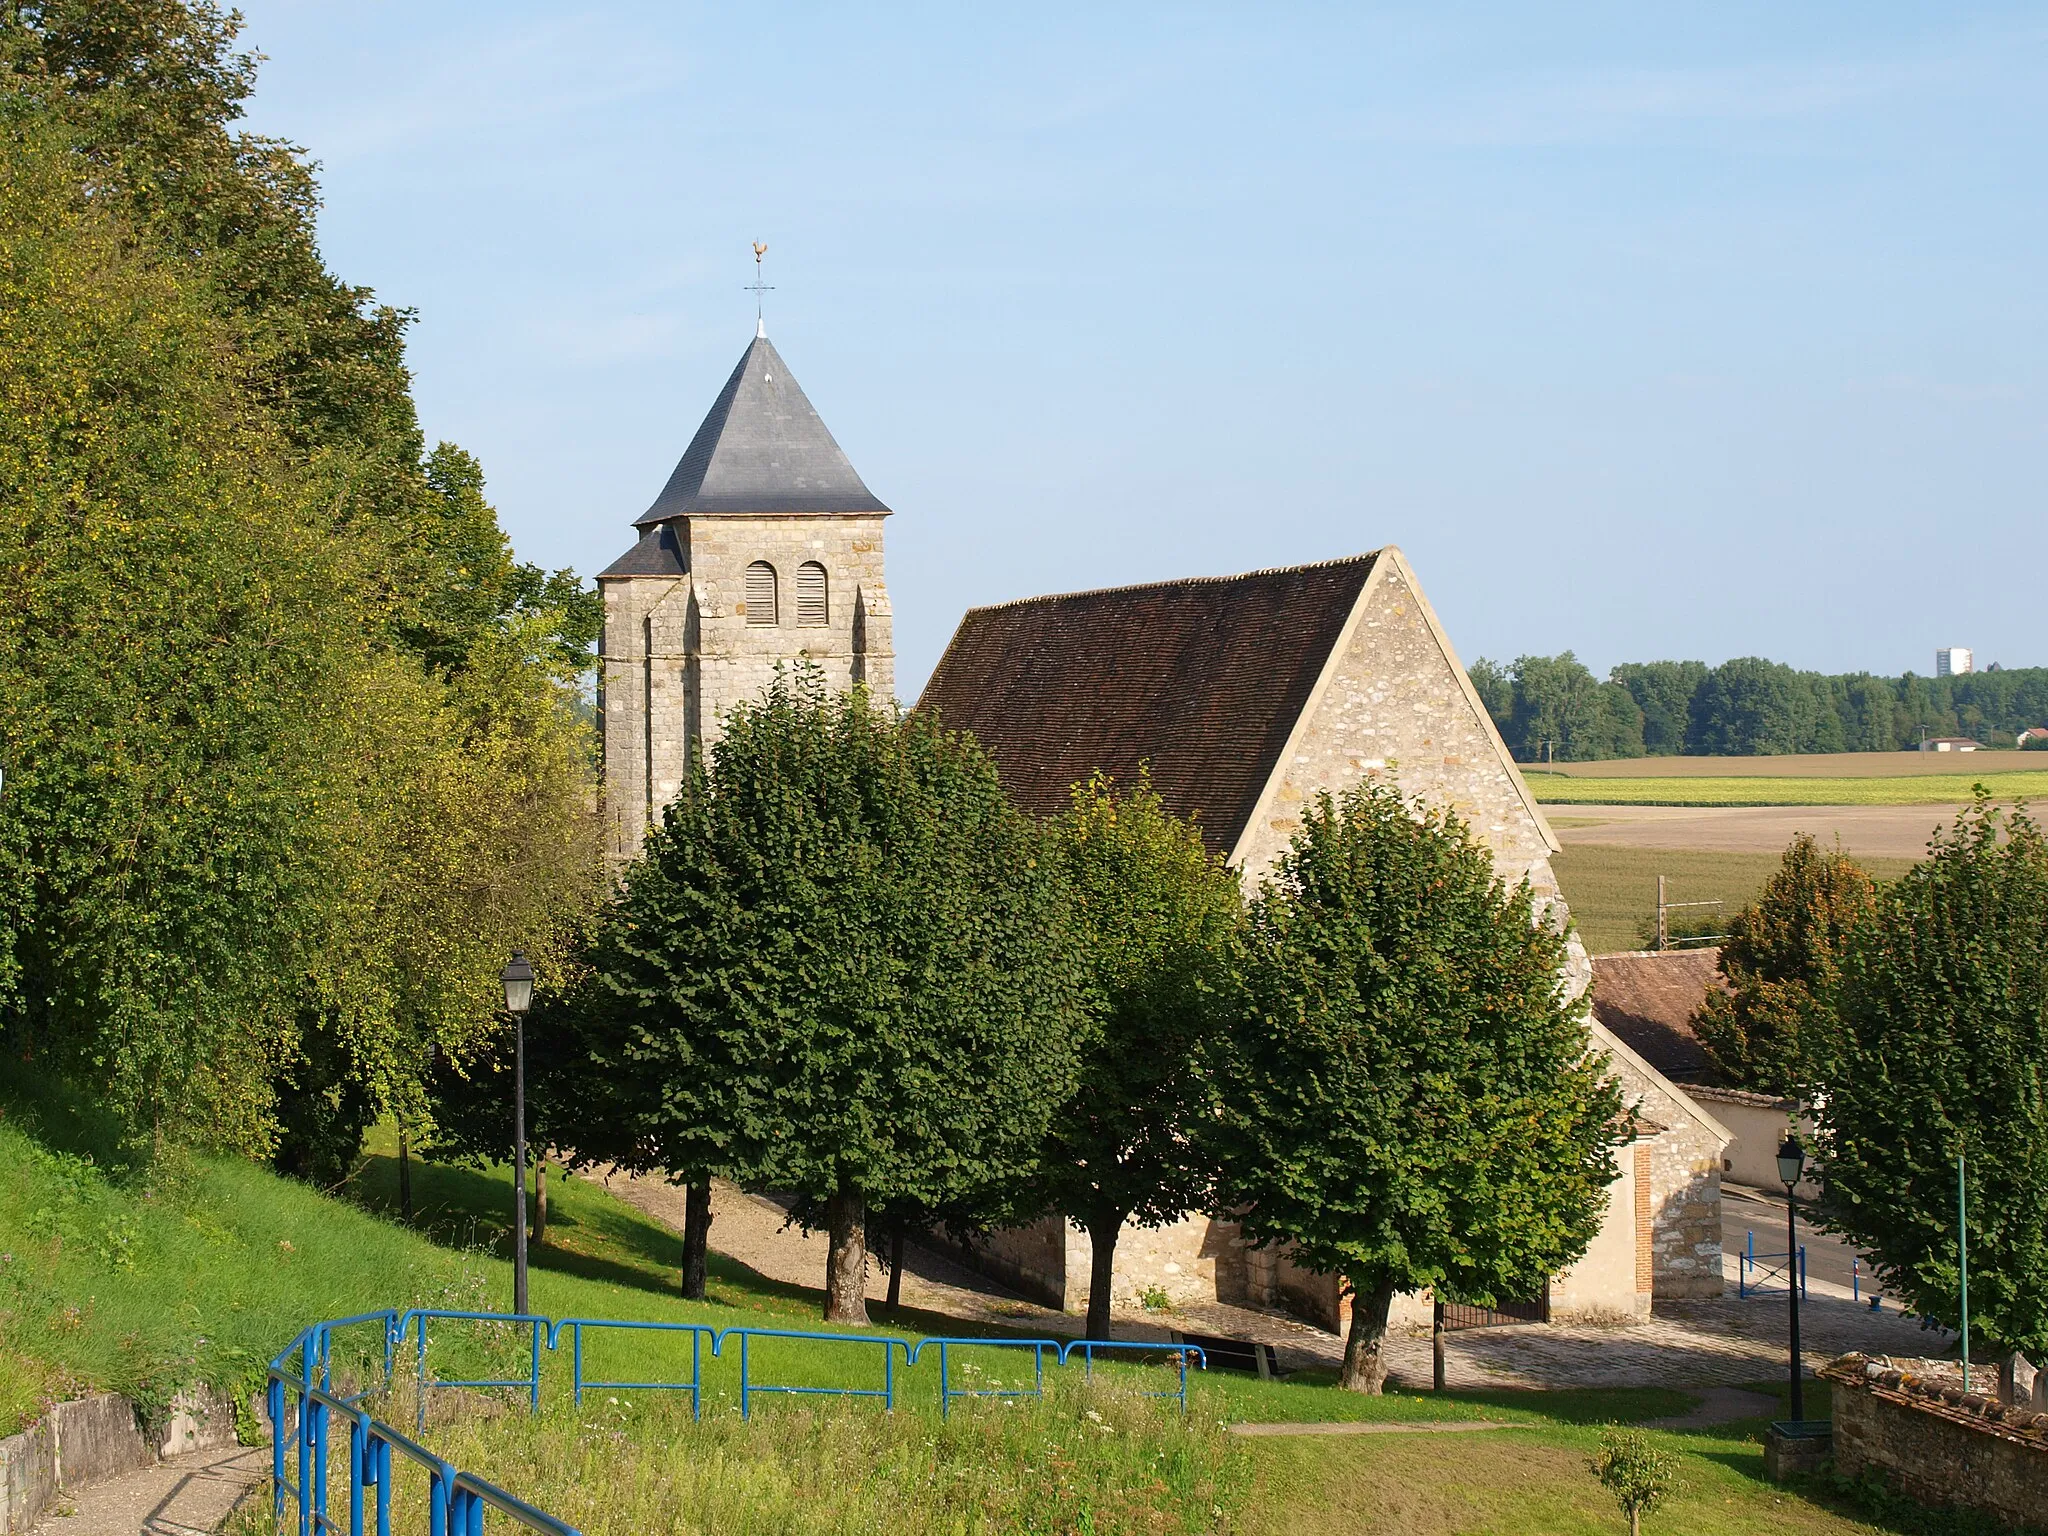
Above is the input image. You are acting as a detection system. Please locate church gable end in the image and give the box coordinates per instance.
[1228,549,1560,886]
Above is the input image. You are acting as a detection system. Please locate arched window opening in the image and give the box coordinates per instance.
[796,562,828,626]
[744,561,778,626]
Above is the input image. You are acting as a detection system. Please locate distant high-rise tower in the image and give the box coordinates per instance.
[1935,647,1973,677]
[596,324,893,861]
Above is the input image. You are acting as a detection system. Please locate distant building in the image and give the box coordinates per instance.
[1936,647,1974,677]
[2019,727,2048,748]
[1919,736,1982,752]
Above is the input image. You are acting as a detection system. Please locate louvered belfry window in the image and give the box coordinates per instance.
[744,561,778,626]
[795,562,828,627]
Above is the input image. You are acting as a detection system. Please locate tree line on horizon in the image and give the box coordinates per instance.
[1470,653,2048,762]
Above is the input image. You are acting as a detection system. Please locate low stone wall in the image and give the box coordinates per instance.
[0,1385,250,1535]
[1823,1354,2048,1532]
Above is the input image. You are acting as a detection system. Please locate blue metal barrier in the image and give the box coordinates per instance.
[395,1309,549,1430]
[1737,1230,1807,1300]
[547,1318,715,1416]
[1060,1339,1206,1411]
[909,1337,1063,1418]
[267,1307,1210,1533]
[712,1327,913,1419]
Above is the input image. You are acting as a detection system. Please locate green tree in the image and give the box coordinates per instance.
[573,672,1090,1323]
[0,113,600,1163]
[1691,835,1878,1094]
[1610,661,1706,756]
[1817,797,2048,1364]
[1209,783,1625,1392]
[1504,654,1644,762]
[1010,769,1242,1340]
[1589,1429,1676,1536]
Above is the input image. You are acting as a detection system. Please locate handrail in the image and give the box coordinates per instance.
[710,1326,914,1420]
[907,1336,1064,1418]
[1060,1339,1206,1410]
[547,1318,715,1416]
[266,1307,1209,1532]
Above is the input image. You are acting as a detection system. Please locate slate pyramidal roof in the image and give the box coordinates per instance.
[916,555,1382,860]
[601,327,888,578]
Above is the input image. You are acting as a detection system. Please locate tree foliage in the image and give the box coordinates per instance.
[1209,783,1624,1392]
[1691,834,1878,1094]
[1816,798,2048,1359]
[0,11,602,1167]
[568,673,1091,1323]
[1009,769,1241,1339]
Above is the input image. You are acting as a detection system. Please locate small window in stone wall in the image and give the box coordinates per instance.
[744,561,777,625]
[795,561,828,626]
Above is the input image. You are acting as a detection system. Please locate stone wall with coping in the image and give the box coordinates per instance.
[1823,1354,2048,1532]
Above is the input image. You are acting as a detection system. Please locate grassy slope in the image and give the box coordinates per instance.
[1549,846,1918,956]
[5,1082,1975,1534]
[1523,770,2048,806]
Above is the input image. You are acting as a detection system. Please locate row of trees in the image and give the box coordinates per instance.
[1692,810,2048,1381]
[1471,653,2048,760]
[443,673,1624,1393]
[0,3,603,1170]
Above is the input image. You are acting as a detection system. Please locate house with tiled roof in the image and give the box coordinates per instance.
[921,552,1731,1327]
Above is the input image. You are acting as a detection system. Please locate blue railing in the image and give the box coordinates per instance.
[1737,1229,1808,1300]
[266,1309,1206,1534]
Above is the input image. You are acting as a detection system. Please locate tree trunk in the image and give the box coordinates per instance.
[531,1155,547,1246]
[1432,1298,1446,1391]
[1084,1213,1122,1342]
[1338,1275,1400,1393]
[824,1188,870,1324]
[1629,1508,1640,1536]
[886,1226,905,1312]
[681,1180,712,1301]
[397,1121,413,1224]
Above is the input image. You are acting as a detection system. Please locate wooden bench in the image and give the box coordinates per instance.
[1171,1329,1280,1379]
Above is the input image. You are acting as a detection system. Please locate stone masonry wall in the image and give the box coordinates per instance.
[1824,1355,2048,1532]
[600,513,891,862]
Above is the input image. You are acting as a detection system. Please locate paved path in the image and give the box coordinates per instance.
[29,1443,265,1536]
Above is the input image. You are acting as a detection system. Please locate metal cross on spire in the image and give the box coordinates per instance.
[747,242,773,335]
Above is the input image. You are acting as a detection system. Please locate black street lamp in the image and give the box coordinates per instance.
[1777,1132,1807,1420]
[502,951,535,1317]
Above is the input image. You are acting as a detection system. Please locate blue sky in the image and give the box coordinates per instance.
[235,3,2046,697]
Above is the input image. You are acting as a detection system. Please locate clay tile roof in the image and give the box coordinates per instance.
[915,555,1379,856]
[1588,949,1728,1084]
[598,522,687,578]
[634,330,889,525]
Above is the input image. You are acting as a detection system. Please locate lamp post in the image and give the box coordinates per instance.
[1777,1132,1807,1420]
[502,951,535,1317]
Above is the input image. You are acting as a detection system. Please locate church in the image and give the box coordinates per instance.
[598,324,1729,1329]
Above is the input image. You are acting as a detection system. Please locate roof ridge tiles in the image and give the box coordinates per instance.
[960,551,1385,616]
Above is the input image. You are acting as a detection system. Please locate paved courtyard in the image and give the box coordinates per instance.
[604,1172,1949,1393]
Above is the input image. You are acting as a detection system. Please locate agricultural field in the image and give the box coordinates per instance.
[1548,846,1918,956]
[1529,750,2044,778]
[1524,769,2048,806]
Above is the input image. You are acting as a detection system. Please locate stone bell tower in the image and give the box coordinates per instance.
[597,321,893,861]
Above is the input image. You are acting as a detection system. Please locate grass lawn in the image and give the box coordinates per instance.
[1522,770,2048,806]
[5,1075,1985,1534]
[1549,846,1918,955]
